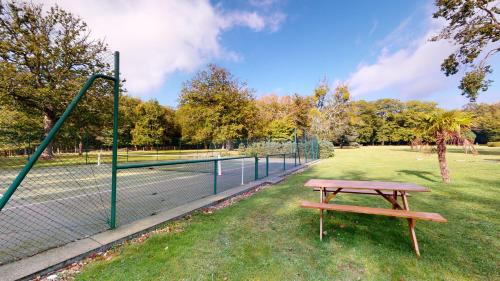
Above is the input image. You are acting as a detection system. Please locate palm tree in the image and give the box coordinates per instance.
[421,111,473,183]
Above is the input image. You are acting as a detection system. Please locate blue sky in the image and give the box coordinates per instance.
[46,0,500,108]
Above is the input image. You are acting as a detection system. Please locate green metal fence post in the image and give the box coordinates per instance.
[266,155,269,177]
[304,138,308,163]
[283,154,286,170]
[213,159,218,194]
[317,139,320,159]
[110,51,120,229]
[255,156,259,180]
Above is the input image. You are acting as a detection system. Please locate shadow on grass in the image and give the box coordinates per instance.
[397,170,438,183]
[447,147,500,156]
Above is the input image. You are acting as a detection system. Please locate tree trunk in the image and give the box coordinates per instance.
[225,140,233,150]
[436,136,450,183]
[41,110,56,159]
[78,140,83,156]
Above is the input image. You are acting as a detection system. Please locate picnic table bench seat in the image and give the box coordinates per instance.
[301,200,447,257]
[301,201,447,222]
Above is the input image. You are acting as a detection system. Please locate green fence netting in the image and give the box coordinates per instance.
[0,52,320,265]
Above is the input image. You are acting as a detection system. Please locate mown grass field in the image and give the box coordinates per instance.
[75,146,499,281]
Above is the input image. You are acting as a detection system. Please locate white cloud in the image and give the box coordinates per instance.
[348,19,456,99]
[38,0,285,96]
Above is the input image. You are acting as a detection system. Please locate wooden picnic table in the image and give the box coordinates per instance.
[304,179,429,210]
[302,179,446,256]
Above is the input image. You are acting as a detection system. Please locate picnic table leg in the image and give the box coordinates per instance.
[320,187,324,241]
[375,190,403,209]
[392,191,398,209]
[402,192,420,257]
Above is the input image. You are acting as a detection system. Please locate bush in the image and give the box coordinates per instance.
[319,140,335,158]
[487,142,500,147]
[239,141,295,156]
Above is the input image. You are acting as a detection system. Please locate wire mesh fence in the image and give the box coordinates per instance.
[0,51,117,265]
[0,50,320,265]
[116,161,215,226]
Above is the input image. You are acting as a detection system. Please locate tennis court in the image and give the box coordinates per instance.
[0,153,307,264]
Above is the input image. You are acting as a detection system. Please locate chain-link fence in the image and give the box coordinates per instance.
[0,51,320,265]
[0,50,117,265]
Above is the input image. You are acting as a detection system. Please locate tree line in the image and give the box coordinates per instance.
[0,1,498,159]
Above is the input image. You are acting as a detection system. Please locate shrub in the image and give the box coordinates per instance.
[318,140,335,158]
[487,142,500,147]
[240,141,295,156]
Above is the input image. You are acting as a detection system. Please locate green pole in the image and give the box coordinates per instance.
[126,146,129,162]
[266,155,269,177]
[110,51,120,229]
[304,138,308,163]
[255,156,259,180]
[213,160,218,194]
[283,154,286,170]
[0,73,114,212]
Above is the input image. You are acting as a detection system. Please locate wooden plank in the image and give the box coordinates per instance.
[305,179,429,192]
[300,201,447,223]
[313,188,396,196]
[408,219,420,257]
[375,190,403,210]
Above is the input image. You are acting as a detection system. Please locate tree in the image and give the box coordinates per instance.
[291,94,313,138]
[0,1,111,158]
[432,0,500,101]
[351,100,379,145]
[256,94,294,140]
[312,83,352,144]
[464,102,500,143]
[374,99,403,145]
[420,111,473,183]
[131,100,167,148]
[0,106,43,151]
[177,64,257,148]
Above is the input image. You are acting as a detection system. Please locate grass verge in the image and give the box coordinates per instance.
[72,146,499,281]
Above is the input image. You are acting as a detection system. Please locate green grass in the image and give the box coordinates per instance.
[75,146,499,281]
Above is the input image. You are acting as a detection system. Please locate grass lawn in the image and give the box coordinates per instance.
[75,146,499,281]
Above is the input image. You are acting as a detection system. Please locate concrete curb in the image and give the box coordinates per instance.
[0,160,320,281]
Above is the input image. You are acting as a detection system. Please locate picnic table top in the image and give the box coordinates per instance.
[304,179,429,192]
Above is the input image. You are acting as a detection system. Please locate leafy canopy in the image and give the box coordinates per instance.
[432,0,499,101]
[177,64,257,144]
